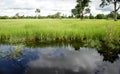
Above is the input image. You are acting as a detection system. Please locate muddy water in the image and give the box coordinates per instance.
[0,45,120,74]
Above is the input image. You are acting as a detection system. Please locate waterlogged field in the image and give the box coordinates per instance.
[0,19,120,46]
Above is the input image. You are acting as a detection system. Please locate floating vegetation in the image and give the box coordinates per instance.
[0,45,24,61]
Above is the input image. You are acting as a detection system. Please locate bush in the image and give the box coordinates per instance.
[95,14,105,19]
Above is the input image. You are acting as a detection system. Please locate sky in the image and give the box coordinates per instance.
[0,0,116,16]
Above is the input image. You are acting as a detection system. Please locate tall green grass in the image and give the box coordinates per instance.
[0,19,120,44]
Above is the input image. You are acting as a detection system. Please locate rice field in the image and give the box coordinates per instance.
[0,19,120,44]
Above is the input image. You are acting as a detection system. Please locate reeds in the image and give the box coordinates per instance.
[0,19,120,44]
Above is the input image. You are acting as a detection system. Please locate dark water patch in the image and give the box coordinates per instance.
[0,45,120,74]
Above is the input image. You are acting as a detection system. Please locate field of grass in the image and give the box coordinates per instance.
[0,19,120,46]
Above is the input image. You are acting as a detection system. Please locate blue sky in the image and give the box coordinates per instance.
[0,0,115,16]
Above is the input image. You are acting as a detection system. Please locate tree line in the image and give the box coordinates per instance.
[1,12,120,19]
[0,12,63,19]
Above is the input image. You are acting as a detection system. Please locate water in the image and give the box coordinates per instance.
[0,45,120,74]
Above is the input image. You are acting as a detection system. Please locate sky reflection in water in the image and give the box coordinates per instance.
[0,45,120,74]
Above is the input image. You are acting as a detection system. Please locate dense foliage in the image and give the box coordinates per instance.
[71,0,90,19]
[100,0,120,21]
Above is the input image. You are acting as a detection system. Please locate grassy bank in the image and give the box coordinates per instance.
[0,19,120,46]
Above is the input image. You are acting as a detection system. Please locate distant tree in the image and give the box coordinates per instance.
[71,0,90,19]
[47,12,61,18]
[84,16,89,19]
[71,9,79,18]
[61,14,68,18]
[54,12,61,18]
[107,11,114,19]
[96,14,105,19]
[117,13,120,19]
[68,15,74,18]
[0,16,9,19]
[35,8,40,19]
[100,0,120,21]
[89,13,94,19]
[12,16,17,19]
[15,13,19,19]
[20,15,25,19]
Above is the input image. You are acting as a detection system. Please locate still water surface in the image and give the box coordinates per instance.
[0,45,120,74]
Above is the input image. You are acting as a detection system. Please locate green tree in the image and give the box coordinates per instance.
[47,12,61,18]
[35,8,41,19]
[71,9,79,18]
[15,13,19,19]
[107,11,120,19]
[96,14,105,19]
[100,0,120,21]
[89,13,94,19]
[54,12,61,18]
[71,0,90,19]
[117,13,120,19]
[107,11,114,19]
[0,16,9,19]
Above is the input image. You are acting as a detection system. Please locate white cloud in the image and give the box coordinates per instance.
[28,47,102,73]
[0,0,116,16]
[89,0,112,16]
